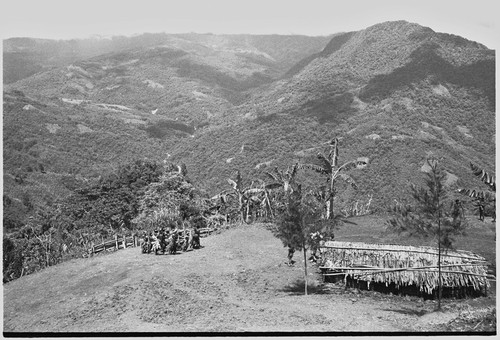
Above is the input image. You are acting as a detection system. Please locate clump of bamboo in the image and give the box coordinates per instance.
[319,241,490,295]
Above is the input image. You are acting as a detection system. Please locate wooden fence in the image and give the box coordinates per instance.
[88,234,138,256]
[87,228,215,256]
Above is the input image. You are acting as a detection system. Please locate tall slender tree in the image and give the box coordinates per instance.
[264,163,300,194]
[387,158,467,310]
[263,163,300,218]
[274,182,323,295]
[300,138,367,219]
[226,170,267,223]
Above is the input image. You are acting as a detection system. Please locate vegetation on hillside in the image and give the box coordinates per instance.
[299,138,368,219]
[4,33,331,85]
[3,21,495,285]
[2,160,206,282]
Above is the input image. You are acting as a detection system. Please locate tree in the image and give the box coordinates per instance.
[273,181,323,295]
[264,163,300,194]
[133,164,202,230]
[262,163,300,219]
[226,170,267,223]
[65,159,164,234]
[387,158,467,309]
[299,138,368,219]
[458,162,496,222]
[3,237,24,282]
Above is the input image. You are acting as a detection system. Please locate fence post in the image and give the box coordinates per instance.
[91,242,94,256]
[115,234,118,250]
[134,235,137,247]
[123,235,126,249]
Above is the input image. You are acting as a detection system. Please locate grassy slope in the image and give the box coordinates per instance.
[3,222,495,332]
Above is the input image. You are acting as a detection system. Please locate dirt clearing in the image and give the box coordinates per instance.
[3,224,496,333]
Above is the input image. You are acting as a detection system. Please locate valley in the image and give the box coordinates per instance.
[2,20,496,334]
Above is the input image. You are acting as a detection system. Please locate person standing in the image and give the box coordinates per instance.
[169,224,178,254]
[287,247,295,266]
[479,201,485,222]
[191,225,201,249]
[159,228,166,254]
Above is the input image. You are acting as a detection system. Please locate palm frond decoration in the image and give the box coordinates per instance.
[264,163,300,193]
[470,162,496,191]
[285,162,300,187]
[244,188,265,196]
[337,173,358,189]
[264,167,281,182]
[226,170,268,223]
[235,170,243,190]
[316,154,333,174]
[298,162,329,175]
[338,159,366,173]
[458,162,495,221]
[227,179,238,190]
[327,137,339,167]
[265,183,282,190]
[457,189,494,200]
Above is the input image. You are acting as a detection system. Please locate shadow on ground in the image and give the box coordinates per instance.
[380,308,429,316]
[281,279,331,295]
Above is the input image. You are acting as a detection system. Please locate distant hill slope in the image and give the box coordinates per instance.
[168,21,495,208]
[3,33,331,85]
[2,33,331,227]
[4,33,331,123]
[2,21,495,227]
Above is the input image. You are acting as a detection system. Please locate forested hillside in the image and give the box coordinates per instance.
[170,21,495,208]
[3,20,495,282]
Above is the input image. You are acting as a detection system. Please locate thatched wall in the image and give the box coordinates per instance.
[319,241,491,295]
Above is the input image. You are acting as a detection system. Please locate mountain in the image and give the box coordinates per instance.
[169,21,495,206]
[3,21,495,229]
[2,32,332,227]
[4,33,332,123]
[3,33,332,84]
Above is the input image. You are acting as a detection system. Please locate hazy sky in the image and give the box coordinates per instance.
[1,0,498,49]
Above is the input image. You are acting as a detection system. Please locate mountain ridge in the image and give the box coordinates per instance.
[3,20,495,230]
[3,33,332,85]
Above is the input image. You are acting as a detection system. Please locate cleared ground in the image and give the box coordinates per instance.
[3,219,496,333]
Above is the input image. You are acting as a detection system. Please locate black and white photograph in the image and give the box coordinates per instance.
[1,0,497,336]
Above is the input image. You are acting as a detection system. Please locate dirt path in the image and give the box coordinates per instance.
[3,224,495,333]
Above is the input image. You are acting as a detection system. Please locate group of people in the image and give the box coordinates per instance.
[141,224,201,255]
[286,231,332,266]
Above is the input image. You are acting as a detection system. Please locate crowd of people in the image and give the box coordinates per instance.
[140,223,201,255]
[286,231,333,266]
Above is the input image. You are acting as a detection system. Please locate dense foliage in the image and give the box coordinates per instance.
[62,160,164,233]
[2,160,206,283]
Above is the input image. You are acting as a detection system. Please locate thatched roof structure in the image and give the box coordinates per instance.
[319,241,491,295]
